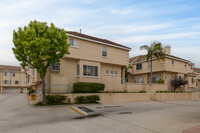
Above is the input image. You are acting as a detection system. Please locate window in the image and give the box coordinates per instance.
[115,71,118,76]
[152,74,160,83]
[13,72,15,76]
[192,78,195,84]
[4,80,10,84]
[32,69,35,76]
[102,46,107,57]
[15,80,19,84]
[106,70,109,75]
[27,66,30,72]
[110,70,113,75]
[136,63,142,70]
[69,38,78,47]
[137,77,144,83]
[77,64,80,76]
[50,63,60,71]
[191,66,193,70]
[185,64,187,68]
[4,71,10,76]
[179,76,183,80]
[83,65,98,77]
[148,61,151,68]
[172,60,175,65]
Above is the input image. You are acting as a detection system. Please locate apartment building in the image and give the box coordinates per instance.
[28,31,131,93]
[0,65,27,93]
[129,46,198,90]
[194,68,200,88]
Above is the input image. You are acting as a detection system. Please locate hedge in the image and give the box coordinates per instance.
[73,82,105,93]
[46,95,67,104]
[75,95,100,103]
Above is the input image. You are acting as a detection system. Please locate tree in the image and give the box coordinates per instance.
[171,77,188,92]
[125,65,132,83]
[140,41,165,83]
[12,20,70,104]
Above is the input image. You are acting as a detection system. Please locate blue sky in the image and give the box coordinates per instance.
[0,0,200,67]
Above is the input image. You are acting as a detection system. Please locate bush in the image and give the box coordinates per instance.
[27,88,36,95]
[75,95,100,103]
[138,90,146,93]
[46,95,67,104]
[156,78,165,84]
[73,82,105,93]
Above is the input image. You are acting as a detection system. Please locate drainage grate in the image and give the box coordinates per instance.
[78,107,94,112]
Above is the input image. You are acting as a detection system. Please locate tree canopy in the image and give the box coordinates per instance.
[12,20,70,78]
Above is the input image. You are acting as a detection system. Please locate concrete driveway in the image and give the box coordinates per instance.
[0,93,200,133]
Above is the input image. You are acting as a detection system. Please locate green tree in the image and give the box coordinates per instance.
[12,20,70,104]
[140,41,165,83]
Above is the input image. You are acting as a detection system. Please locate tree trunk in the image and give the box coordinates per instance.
[150,56,153,85]
[42,74,46,104]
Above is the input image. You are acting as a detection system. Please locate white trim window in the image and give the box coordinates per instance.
[77,64,80,76]
[32,69,35,77]
[110,70,113,75]
[83,65,98,77]
[13,72,15,77]
[50,63,60,71]
[4,80,11,84]
[106,70,109,75]
[172,60,175,65]
[15,80,19,84]
[115,71,118,76]
[136,63,142,70]
[4,71,10,76]
[69,38,78,48]
[102,46,107,57]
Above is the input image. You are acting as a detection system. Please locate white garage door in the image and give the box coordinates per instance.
[4,88,19,93]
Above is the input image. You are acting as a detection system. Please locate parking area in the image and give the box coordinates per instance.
[0,93,200,133]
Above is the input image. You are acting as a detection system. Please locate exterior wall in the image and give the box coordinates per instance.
[63,93,150,103]
[155,92,200,101]
[163,58,193,74]
[29,35,129,94]
[0,68,27,93]
[131,60,164,75]
[65,37,129,66]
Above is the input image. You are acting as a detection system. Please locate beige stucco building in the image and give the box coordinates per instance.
[0,65,27,93]
[28,31,131,93]
[129,46,199,91]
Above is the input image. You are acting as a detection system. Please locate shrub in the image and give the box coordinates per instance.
[73,82,105,93]
[46,95,67,104]
[171,77,188,92]
[138,90,146,93]
[156,78,165,84]
[27,88,36,95]
[75,95,100,103]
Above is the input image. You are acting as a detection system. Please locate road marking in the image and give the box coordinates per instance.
[70,106,88,115]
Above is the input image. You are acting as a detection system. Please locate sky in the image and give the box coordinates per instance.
[0,0,200,67]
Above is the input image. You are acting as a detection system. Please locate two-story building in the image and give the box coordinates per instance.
[0,65,27,93]
[129,46,198,91]
[194,68,200,88]
[28,31,131,93]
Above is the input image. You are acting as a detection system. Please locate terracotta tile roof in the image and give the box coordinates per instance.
[130,54,194,65]
[0,65,21,72]
[65,31,131,50]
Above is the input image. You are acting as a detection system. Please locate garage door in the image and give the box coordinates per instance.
[4,88,19,94]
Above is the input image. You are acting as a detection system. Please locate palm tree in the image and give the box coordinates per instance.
[140,41,165,83]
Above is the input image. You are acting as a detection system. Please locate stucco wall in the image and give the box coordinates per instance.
[65,37,129,66]
[64,93,150,103]
[155,92,200,101]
